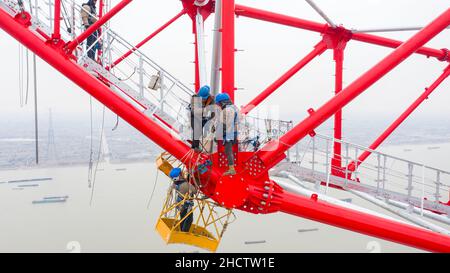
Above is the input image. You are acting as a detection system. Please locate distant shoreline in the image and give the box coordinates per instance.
[0,158,156,172]
[1,140,450,172]
[381,140,450,148]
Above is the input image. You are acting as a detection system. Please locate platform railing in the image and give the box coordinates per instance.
[8,0,194,133]
[285,133,450,211]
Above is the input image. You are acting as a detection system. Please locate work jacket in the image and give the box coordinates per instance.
[172,179,197,205]
[217,102,239,142]
[81,4,98,27]
[189,95,216,126]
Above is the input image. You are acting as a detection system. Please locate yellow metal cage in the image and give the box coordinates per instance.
[155,152,234,252]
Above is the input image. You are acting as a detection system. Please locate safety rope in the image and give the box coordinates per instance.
[89,106,106,206]
[298,137,313,166]
[147,169,159,209]
[112,115,119,131]
[24,48,29,105]
[18,44,23,106]
[18,42,30,107]
[87,97,94,188]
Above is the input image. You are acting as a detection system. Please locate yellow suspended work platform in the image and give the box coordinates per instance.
[155,152,235,252]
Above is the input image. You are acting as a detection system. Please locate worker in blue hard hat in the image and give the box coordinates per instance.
[81,0,99,61]
[169,167,197,232]
[215,93,240,176]
[189,85,216,152]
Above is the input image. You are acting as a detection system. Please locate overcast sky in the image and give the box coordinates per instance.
[0,0,449,129]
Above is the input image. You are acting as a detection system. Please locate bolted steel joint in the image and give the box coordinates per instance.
[438,48,449,62]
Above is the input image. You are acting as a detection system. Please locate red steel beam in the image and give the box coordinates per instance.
[235,4,326,32]
[222,0,235,101]
[332,47,344,172]
[65,0,132,53]
[348,64,450,171]
[0,6,191,163]
[53,0,61,39]
[194,21,200,92]
[279,190,450,252]
[241,40,327,115]
[110,9,186,68]
[352,33,449,62]
[99,0,104,17]
[234,4,449,62]
[257,8,450,167]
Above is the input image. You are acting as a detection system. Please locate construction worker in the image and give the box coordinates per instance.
[215,93,239,176]
[169,167,197,232]
[81,0,98,61]
[189,85,215,152]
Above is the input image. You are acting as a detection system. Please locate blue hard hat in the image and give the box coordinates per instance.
[169,167,182,178]
[215,93,230,104]
[198,85,211,99]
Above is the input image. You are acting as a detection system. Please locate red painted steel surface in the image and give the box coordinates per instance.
[111,10,186,69]
[221,0,235,101]
[280,190,450,253]
[241,40,327,115]
[2,1,450,252]
[53,0,61,39]
[332,46,345,173]
[234,4,449,62]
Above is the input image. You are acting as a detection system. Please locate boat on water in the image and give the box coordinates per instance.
[18,184,39,188]
[43,196,69,200]
[32,199,67,205]
[8,178,53,184]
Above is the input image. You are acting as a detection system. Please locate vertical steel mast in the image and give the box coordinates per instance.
[221,0,235,100]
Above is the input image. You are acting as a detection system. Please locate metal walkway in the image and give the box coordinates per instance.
[270,133,450,216]
[1,0,194,137]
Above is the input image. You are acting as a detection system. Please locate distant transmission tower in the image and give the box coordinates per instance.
[46,108,58,163]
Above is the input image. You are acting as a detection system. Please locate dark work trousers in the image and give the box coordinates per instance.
[86,30,98,61]
[191,116,203,149]
[224,140,235,166]
[191,116,210,150]
[179,203,194,232]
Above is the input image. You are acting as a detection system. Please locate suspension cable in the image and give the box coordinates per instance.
[24,47,29,105]
[112,114,119,131]
[147,169,160,209]
[18,44,23,107]
[89,106,106,206]
[88,97,94,188]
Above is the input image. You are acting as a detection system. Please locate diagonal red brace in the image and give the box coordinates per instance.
[241,40,328,115]
[110,9,186,69]
[257,8,450,167]
[0,5,192,163]
[348,64,450,171]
